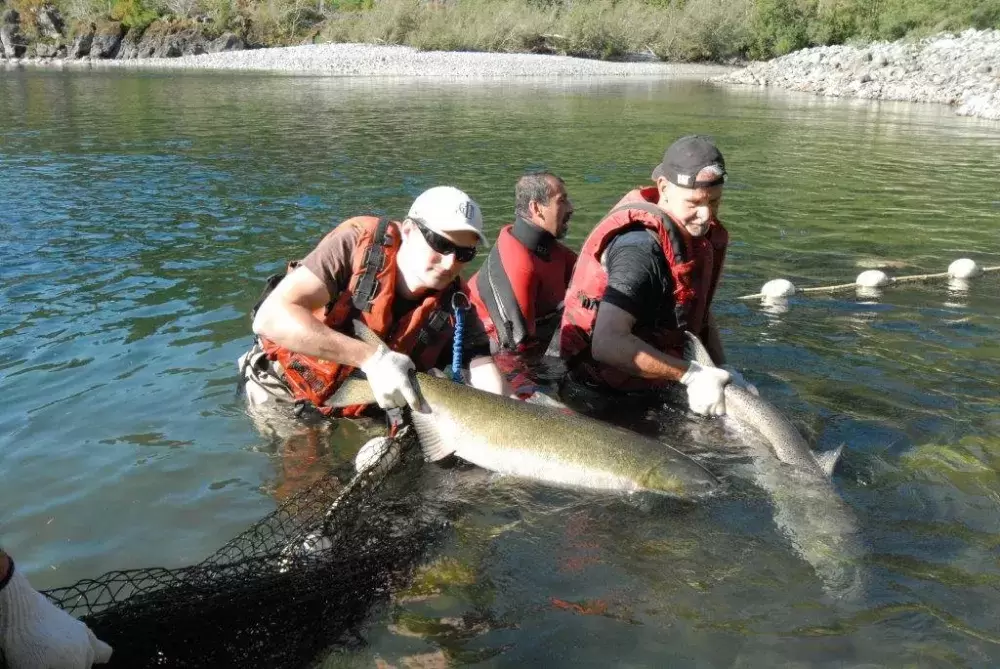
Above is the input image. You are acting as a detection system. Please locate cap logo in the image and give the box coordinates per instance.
[676,174,692,186]
[458,201,477,221]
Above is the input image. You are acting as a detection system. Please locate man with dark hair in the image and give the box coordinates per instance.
[468,172,576,395]
[558,135,734,416]
[0,548,112,667]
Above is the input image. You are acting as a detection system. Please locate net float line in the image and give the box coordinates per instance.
[738,258,1000,300]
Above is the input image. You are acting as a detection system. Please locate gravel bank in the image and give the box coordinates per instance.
[3,42,734,78]
[716,29,1000,121]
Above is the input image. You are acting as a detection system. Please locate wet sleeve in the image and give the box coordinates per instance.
[299,224,362,299]
[602,231,668,319]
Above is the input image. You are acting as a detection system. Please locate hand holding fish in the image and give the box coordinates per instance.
[360,344,421,410]
[680,361,730,416]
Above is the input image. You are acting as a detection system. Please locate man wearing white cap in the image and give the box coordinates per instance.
[242,186,504,422]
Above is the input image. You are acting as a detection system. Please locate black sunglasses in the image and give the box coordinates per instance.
[412,219,478,263]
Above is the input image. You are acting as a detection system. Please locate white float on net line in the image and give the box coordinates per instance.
[855,269,891,288]
[948,258,982,279]
[355,436,401,473]
[743,257,995,302]
[761,278,796,298]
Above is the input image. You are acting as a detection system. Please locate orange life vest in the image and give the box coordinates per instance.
[559,187,728,391]
[259,216,458,416]
[468,220,577,354]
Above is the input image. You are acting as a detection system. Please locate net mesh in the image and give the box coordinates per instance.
[41,429,443,669]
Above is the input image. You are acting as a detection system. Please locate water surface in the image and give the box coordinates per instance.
[2,70,999,667]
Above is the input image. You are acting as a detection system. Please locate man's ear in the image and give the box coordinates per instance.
[655,176,671,199]
[400,218,416,237]
[527,199,542,220]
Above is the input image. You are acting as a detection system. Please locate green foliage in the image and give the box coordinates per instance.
[407,0,556,53]
[874,0,1000,40]
[651,0,751,61]
[201,0,237,31]
[9,0,43,34]
[808,0,867,45]
[559,0,632,60]
[747,0,810,59]
[329,0,373,10]
[110,0,158,29]
[18,0,1000,61]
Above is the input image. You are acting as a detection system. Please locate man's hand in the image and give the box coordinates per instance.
[0,567,112,668]
[680,361,730,416]
[360,345,420,409]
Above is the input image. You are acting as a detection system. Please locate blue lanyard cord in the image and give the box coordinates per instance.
[451,292,470,383]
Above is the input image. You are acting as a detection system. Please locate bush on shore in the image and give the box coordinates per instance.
[5,0,1000,61]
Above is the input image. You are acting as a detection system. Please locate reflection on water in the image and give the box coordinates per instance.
[2,69,1000,666]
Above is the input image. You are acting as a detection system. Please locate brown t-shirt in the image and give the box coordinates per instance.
[297,222,490,366]
[300,223,364,301]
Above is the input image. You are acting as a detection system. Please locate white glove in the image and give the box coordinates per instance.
[680,361,730,417]
[722,365,759,396]
[0,565,113,668]
[360,344,420,410]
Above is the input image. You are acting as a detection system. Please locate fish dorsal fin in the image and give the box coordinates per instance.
[352,319,388,347]
[814,445,844,477]
[408,408,456,463]
[683,331,717,367]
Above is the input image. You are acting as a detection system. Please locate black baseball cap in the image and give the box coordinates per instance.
[651,135,726,188]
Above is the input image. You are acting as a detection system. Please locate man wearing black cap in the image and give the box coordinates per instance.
[557,135,733,417]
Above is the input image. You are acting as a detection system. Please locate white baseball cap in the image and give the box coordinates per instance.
[407,186,489,247]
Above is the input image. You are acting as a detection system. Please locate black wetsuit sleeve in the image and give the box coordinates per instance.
[602,230,671,321]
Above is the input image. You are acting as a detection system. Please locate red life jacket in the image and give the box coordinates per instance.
[468,220,577,354]
[559,187,728,391]
[259,216,459,416]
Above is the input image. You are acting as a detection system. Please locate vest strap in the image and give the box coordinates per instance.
[352,217,393,313]
[410,295,454,360]
[606,201,690,332]
[477,242,529,351]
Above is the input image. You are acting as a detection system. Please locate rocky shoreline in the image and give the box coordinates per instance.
[0,10,730,79]
[0,3,727,77]
[1,8,246,62]
[0,41,731,78]
[716,29,1000,121]
[4,4,1000,121]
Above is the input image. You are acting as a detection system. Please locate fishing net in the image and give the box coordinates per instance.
[40,428,445,669]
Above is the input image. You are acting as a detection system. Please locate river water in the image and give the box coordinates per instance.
[2,70,999,667]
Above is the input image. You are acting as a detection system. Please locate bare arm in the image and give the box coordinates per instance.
[467,356,511,396]
[702,311,727,366]
[252,265,376,368]
[590,301,691,383]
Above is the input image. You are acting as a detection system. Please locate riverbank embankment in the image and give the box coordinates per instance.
[717,29,1000,121]
[0,41,733,78]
